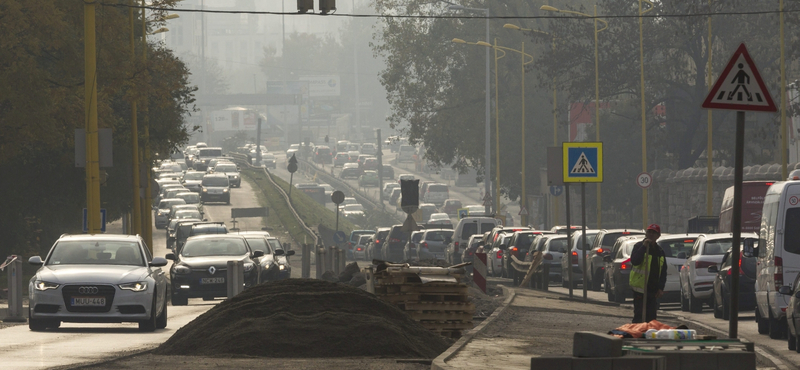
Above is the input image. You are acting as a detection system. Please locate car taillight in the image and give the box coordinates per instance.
[454,242,459,252]
[390,238,400,243]
[620,258,631,270]
[571,251,578,265]
[696,261,716,269]
[375,240,380,244]
[468,251,474,256]
[496,250,503,259]
[544,253,553,260]
[596,248,605,255]
[775,256,784,291]
[357,247,363,251]
[727,253,744,275]
[511,247,518,256]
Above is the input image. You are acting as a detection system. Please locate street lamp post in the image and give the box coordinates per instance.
[447,5,493,215]
[84,0,101,234]
[540,5,607,228]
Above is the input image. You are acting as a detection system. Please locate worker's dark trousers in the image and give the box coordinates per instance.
[632,291,659,323]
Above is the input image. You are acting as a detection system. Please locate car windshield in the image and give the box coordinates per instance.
[215,165,237,172]
[572,233,598,250]
[183,172,205,180]
[514,233,537,248]
[659,238,697,258]
[244,237,272,254]
[426,230,453,242]
[177,193,200,203]
[267,239,283,251]
[47,240,144,266]
[344,204,364,212]
[429,185,448,192]
[202,177,229,186]
[547,238,568,253]
[199,148,222,156]
[411,232,424,242]
[703,240,732,255]
[181,238,247,257]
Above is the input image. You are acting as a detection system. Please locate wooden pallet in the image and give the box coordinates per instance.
[375,274,465,285]
[377,292,471,304]
[409,311,473,322]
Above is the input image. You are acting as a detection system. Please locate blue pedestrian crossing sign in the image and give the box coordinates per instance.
[562,142,603,183]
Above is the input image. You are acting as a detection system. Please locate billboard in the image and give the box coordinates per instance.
[210,108,258,132]
[300,75,340,97]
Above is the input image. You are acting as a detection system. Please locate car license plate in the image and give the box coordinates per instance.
[71,297,105,306]
[200,277,225,284]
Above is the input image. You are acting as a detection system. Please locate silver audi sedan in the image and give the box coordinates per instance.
[27,234,168,332]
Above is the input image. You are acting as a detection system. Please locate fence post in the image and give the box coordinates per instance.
[316,247,325,279]
[339,249,346,273]
[4,258,25,322]
[227,260,244,299]
[302,243,310,278]
[333,247,340,276]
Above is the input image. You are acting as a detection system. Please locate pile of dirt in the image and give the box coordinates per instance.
[469,285,504,317]
[155,279,451,358]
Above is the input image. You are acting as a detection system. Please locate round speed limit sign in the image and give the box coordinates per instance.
[637,172,653,189]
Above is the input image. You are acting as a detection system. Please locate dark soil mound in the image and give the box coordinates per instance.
[155,279,451,358]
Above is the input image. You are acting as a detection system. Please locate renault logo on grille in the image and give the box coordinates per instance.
[78,286,99,294]
[208,266,216,275]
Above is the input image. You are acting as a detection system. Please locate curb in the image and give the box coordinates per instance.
[53,347,156,370]
[431,285,517,370]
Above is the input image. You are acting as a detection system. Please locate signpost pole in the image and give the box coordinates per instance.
[581,182,587,301]
[565,183,572,299]
[729,111,745,338]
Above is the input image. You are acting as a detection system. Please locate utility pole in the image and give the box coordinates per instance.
[129,0,141,236]
[352,0,360,141]
[84,0,101,234]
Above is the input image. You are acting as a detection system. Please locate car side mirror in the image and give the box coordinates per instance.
[28,256,43,266]
[677,252,687,259]
[779,285,793,295]
[707,265,719,274]
[252,250,265,258]
[286,250,296,256]
[274,249,286,256]
[165,253,176,261]
[149,257,168,267]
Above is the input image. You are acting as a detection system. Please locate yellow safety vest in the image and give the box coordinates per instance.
[629,251,665,293]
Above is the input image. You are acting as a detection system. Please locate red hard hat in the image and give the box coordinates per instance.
[647,224,661,234]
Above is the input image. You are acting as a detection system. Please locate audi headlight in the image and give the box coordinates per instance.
[118,281,148,292]
[223,188,229,193]
[173,265,191,275]
[278,264,286,271]
[34,281,60,291]
[244,263,255,272]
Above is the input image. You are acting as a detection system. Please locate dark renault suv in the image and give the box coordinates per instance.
[200,174,231,204]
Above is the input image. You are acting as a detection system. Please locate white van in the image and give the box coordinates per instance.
[756,181,800,339]
[423,183,449,206]
[448,217,502,259]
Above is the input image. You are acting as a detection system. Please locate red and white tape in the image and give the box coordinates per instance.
[473,252,487,294]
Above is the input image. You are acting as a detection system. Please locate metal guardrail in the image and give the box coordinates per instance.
[294,157,404,223]
[229,153,320,248]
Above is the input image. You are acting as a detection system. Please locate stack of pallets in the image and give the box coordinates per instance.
[368,264,474,338]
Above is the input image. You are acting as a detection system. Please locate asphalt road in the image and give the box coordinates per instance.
[0,179,275,370]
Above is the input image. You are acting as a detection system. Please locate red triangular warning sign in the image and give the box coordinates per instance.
[702,43,777,112]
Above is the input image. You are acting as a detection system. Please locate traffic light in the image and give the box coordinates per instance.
[297,0,313,13]
[319,0,336,15]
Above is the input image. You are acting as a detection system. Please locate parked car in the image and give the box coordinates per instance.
[680,233,757,314]
[560,230,600,288]
[422,183,450,206]
[27,234,169,332]
[381,165,394,179]
[447,217,502,265]
[354,235,371,261]
[586,229,646,291]
[334,153,350,167]
[166,234,262,305]
[382,183,401,200]
[756,181,800,340]
[442,199,463,216]
[200,174,230,204]
[427,213,452,226]
[710,239,757,320]
[417,229,454,261]
[655,234,701,303]
[211,162,241,188]
[367,228,391,261]
[237,231,295,283]
[340,163,361,179]
[603,236,645,303]
[382,225,409,262]
[358,170,380,187]
[535,234,567,282]
[346,230,375,259]
[403,231,426,261]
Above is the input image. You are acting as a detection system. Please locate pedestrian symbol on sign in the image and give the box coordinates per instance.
[570,152,595,174]
[727,64,760,102]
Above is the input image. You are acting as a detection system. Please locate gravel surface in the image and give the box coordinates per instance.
[79,354,432,370]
